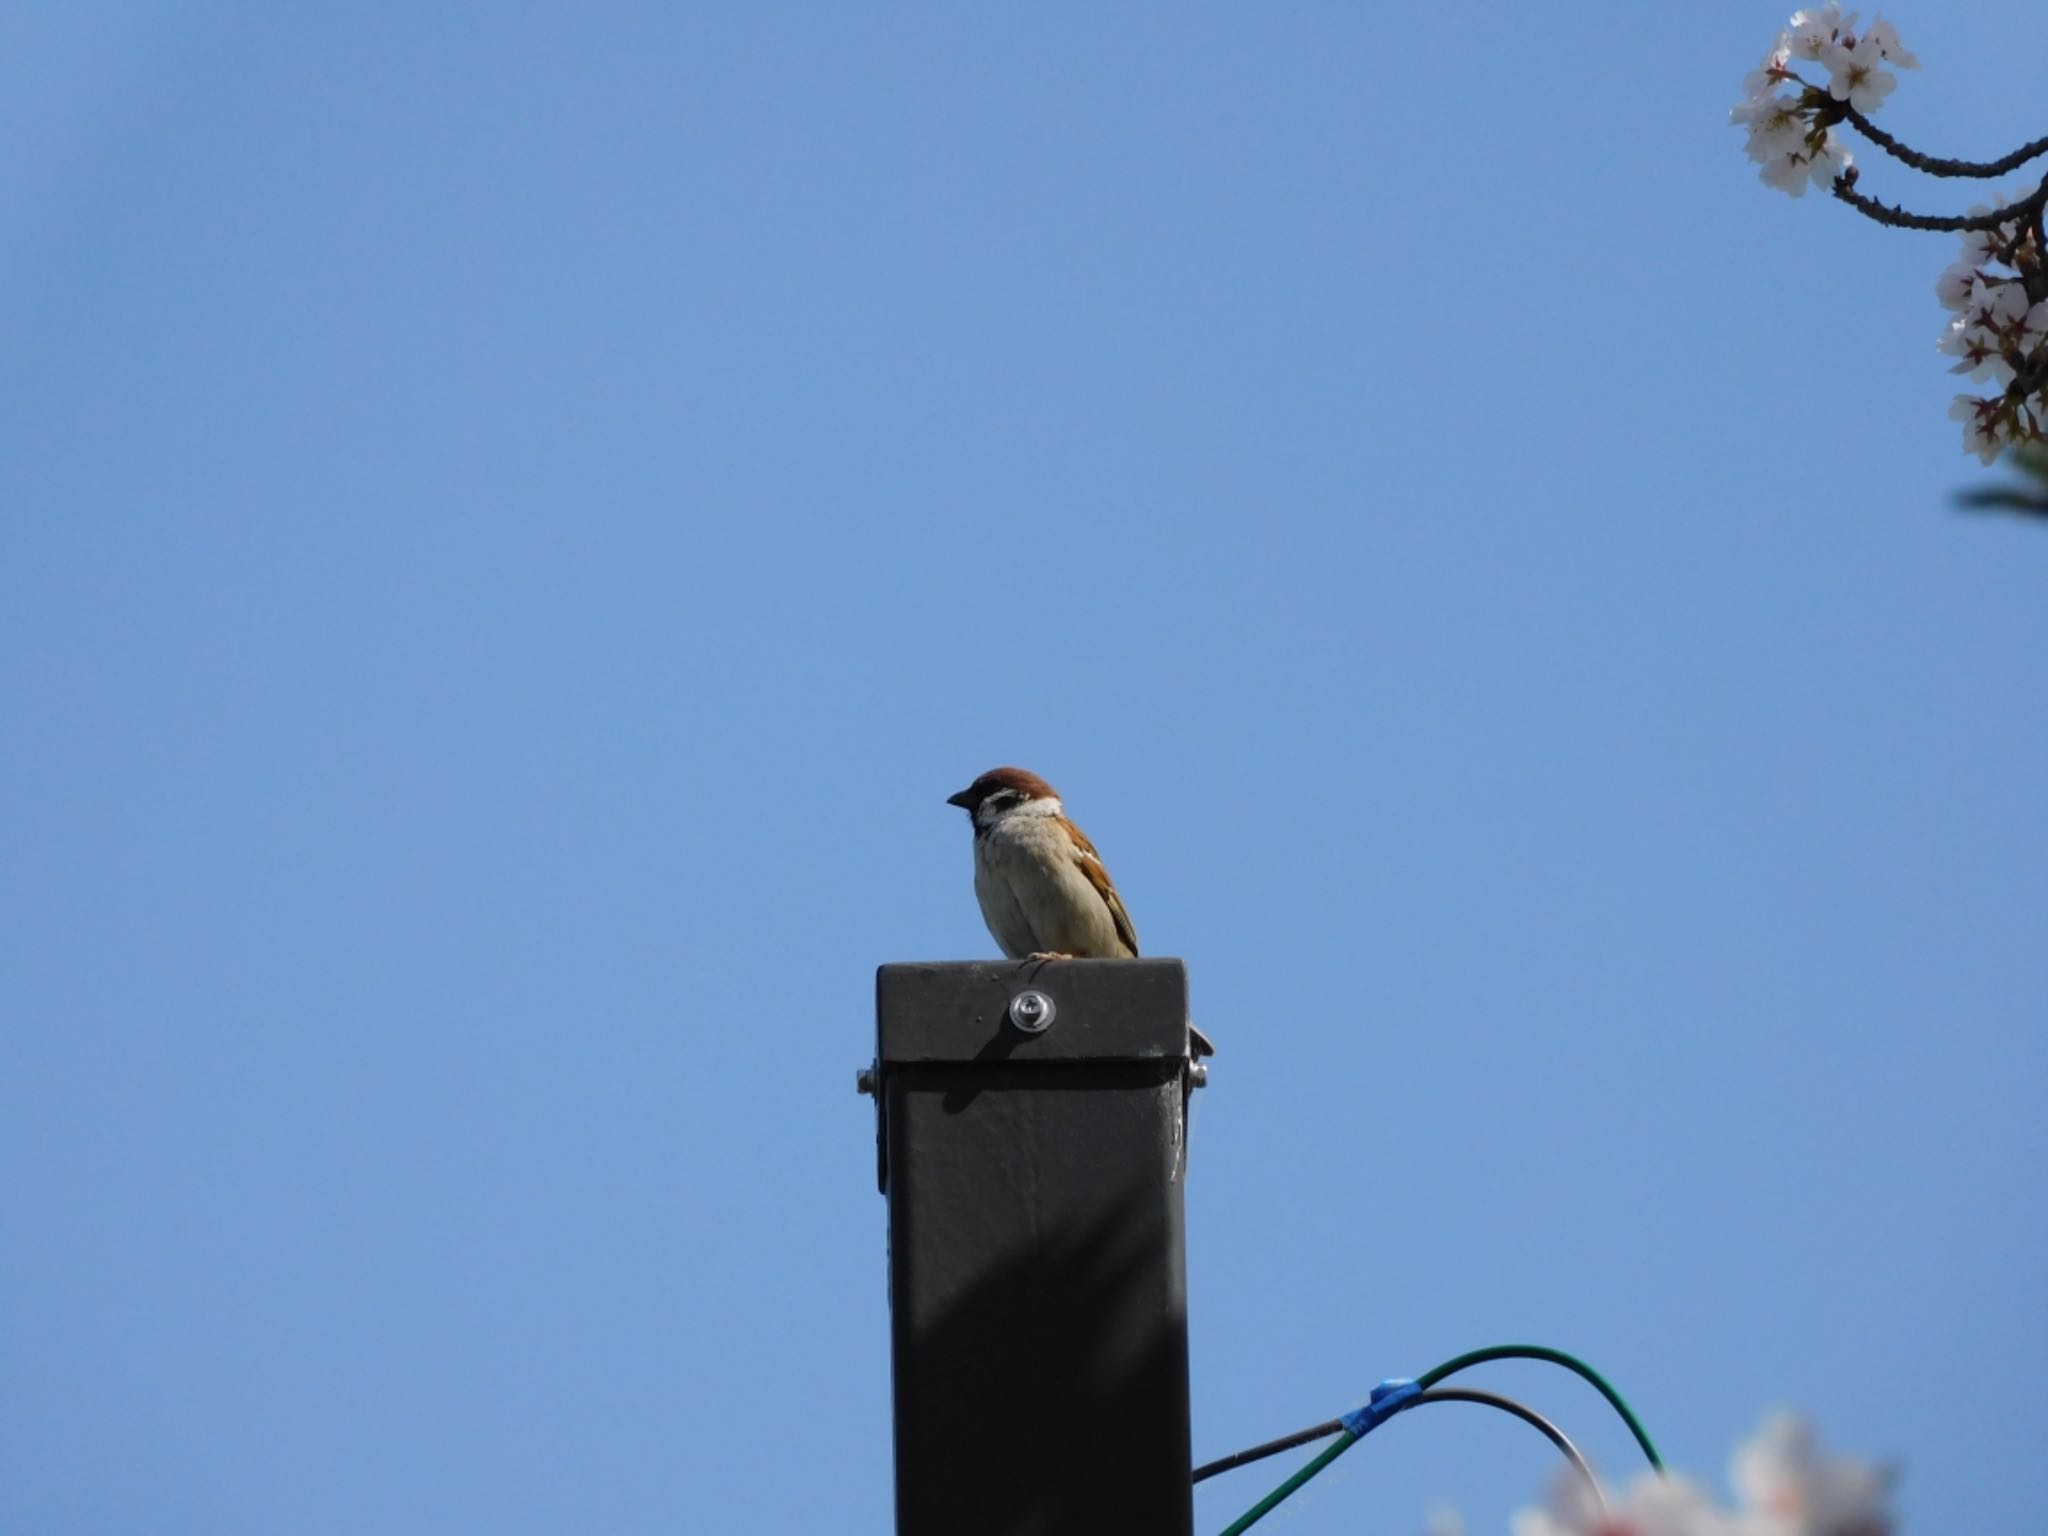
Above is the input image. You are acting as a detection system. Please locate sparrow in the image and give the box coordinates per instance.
[946,766,1214,1056]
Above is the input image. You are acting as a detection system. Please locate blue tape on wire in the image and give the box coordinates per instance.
[1338,1378,1423,1439]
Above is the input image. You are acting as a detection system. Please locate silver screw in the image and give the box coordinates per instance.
[856,1066,876,1096]
[1188,1063,1208,1088]
[1008,989,1057,1033]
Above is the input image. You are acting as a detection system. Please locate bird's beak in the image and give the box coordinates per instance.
[945,788,975,809]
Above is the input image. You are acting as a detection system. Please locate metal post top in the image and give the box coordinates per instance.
[876,959,1190,1064]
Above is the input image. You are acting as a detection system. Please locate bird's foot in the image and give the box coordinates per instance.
[1026,951,1073,962]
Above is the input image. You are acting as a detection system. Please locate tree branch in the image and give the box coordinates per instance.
[1953,487,2048,519]
[1835,104,2048,179]
[2030,203,2048,303]
[1830,169,2048,232]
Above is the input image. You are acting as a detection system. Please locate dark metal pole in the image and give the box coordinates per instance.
[866,959,1201,1536]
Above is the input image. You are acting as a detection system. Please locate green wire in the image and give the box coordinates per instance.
[1215,1343,1661,1536]
[1217,1428,1358,1536]
[1416,1344,1662,1471]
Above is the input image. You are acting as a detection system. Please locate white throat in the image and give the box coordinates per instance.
[975,794,1063,831]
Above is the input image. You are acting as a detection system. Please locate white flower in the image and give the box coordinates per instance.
[1731,1412,1895,1535]
[1958,191,2019,263]
[1512,1470,1729,1536]
[1491,1414,1897,1536]
[2019,393,2045,444]
[1956,224,2006,269]
[1825,35,1896,113]
[1951,395,2010,465]
[1788,5,1855,62]
[1935,259,1984,311]
[1758,132,1851,197]
[1734,92,1810,162]
[1970,276,2029,326]
[1864,15,1918,67]
[1815,134,1853,178]
[1951,184,2037,269]
[1957,276,2023,333]
[2024,297,2048,350]
[1760,153,1809,194]
[1941,329,2012,386]
[1742,35,1794,98]
[1940,289,2019,385]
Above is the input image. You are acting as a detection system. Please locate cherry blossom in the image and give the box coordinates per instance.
[1787,6,1856,63]
[1731,92,1809,161]
[1934,259,1983,311]
[2024,296,2048,349]
[1491,1411,1892,1536]
[1957,194,2013,266]
[1730,1411,1894,1536]
[1863,15,1918,68]
[1511,1470,1730,1536]
[1951,394,2011,465]
[1939,278,2030,386]
[1741,39,1794,101]
[1823,35,1896,114]
[1732,11,2046,460]
[1727,12,1870,202]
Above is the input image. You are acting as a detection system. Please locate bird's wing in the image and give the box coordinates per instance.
[1065,820,1141,957]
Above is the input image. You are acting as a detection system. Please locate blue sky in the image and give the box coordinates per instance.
[4,4,2043,1533]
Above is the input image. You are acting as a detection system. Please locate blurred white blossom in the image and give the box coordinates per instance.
[1731,1413,1894,1536]
[1477,1412,1893,1536]
[1512,1468,1730,1536]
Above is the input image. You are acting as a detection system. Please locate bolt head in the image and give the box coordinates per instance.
[1008,989,1057,1033]
[855,1066,877,1096]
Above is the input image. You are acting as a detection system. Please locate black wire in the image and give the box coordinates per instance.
[1192,1419,1344,1484]
[1416,1388,1608,1521]
[1192,1389,1609,1521]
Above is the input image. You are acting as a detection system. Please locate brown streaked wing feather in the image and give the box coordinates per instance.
[1063,817,1140,957]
